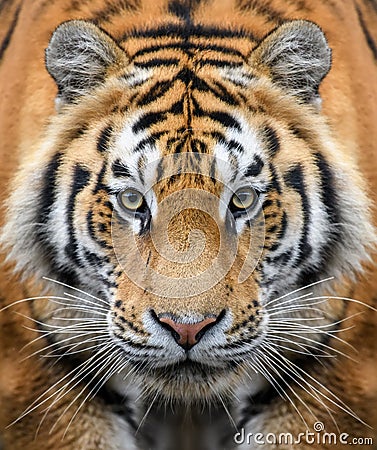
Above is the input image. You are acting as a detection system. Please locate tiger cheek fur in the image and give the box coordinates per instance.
[1,1,377,449]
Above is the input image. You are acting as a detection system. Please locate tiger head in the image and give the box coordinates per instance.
[2,19,375,403]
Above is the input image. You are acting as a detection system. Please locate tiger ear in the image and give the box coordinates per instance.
[45,20,126,107]
[250,20,331,107]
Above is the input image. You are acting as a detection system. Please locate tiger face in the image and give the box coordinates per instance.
[2,19,374,404]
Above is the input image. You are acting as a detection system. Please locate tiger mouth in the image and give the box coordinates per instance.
[136,359,237,383]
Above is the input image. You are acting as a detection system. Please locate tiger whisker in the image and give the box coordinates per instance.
[268,305,326,315]
[261,345,339,431]
[267,298,328,312]
[264,345,368,428]
[15,310,107,331]
[20,321,107,351]
[40,345,115,428]
[135,390,160,434]
[253,348,313,428]
[265,338,337,359]
[0,295,88,312]
[267,328,356,358]
[38,346,115,435]
[41,338,110,359]
[266,291,317,309]
[51,302,109,315]
[269,316,326,322]
[51,315,108,321]
[244,356,287,401]
[42,277,109,306]
[21,332,108,361]
[268,312,362,351]
[207,381,238,431]
[265,277,335,308]
[9,345,112,426]
[60,351,125,437]
[62,292,110,311]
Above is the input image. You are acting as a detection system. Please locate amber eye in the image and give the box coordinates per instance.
[118,189,145,212]
[231,187,257,211]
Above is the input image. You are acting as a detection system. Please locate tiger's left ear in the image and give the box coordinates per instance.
[250,20,331,107]
[45,20,127,108]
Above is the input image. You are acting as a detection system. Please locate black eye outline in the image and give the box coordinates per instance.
[229,186,259,218]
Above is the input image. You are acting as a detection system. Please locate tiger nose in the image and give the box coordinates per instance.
[157,316,218,350]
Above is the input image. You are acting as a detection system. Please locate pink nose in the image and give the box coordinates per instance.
[158,316,218,350]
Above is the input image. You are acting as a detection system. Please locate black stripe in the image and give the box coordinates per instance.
[190,139,207,153]
[355,4,377,59]
[199,58,243,68]
[207,111,242,130]
[190,73,239,106]
[137,154,145,184]
[263,126,280,156]
[168,0,192,23]
[277,210,288,240]
[65,165,91,266]
[236,0,285,24]
[262,199,274,209]
[134,57,180,68]
[313,152,339,227]
[134,132,168,152]
[138,209,151,235]
[132,111,167,133]
[226,139,245,154]
[87,208,113,250]
[245,155,264,177]
[136,80,173,106]
[91,0,140,25]
[176,67,195,84]
[0,4,20,60]
[36,153,78,284]
[157,158,164,181]
[131,41,245,60]
[211,80,240,106]
[97,125,113,154]
[37,153,63,227]
[309,152,341,279]
[112,159,131,178]
[284,165,311,263]
[207,130,226,141]
[128,23,254,41]
[192,97,241,129]
[83,249,110,267]
[133,93,241,133]
[264,210,288,256]
[268,163,281,194]
[171,99,185,114]
[93,161,109,194]
[266,248,293,265]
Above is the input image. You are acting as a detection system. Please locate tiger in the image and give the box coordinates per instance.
[1,0,377,449]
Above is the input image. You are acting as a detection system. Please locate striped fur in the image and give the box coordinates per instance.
[1,1,377,449]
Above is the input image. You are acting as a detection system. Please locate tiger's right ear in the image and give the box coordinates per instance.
[45,20,127,107]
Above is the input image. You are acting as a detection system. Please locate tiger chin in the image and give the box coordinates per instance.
[1,1,377,449]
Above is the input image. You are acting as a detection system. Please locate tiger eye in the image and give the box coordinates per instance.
[118,189,144,211]
[231,187,257,210]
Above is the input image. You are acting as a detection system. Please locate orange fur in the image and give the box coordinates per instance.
[1,1,377,449]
